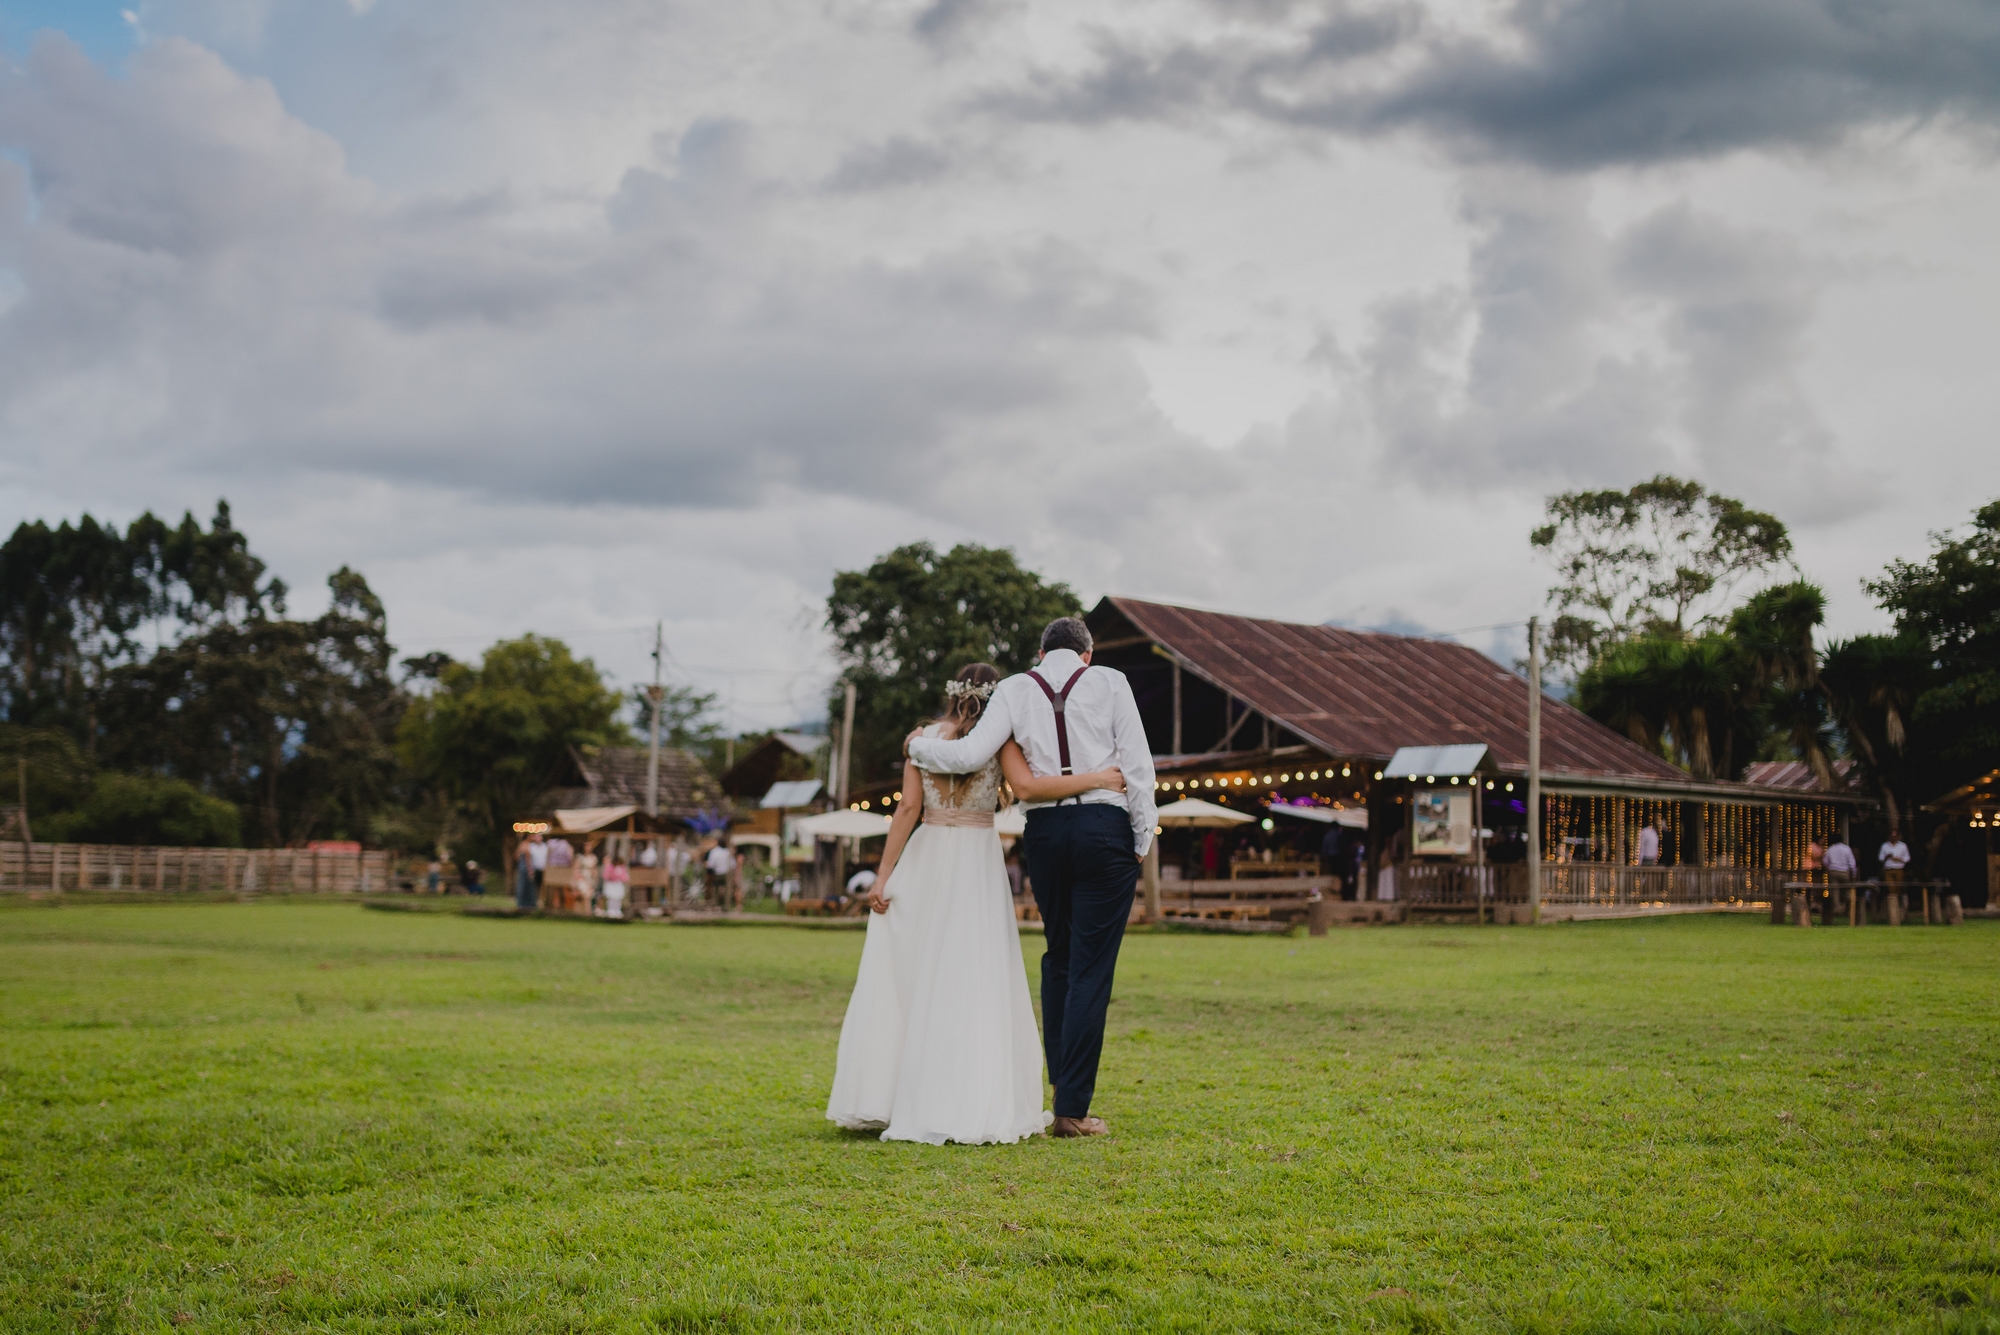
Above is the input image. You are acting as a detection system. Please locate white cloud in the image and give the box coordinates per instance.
[2,2,1998,725]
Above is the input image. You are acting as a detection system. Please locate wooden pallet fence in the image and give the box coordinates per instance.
[0,842,392,895]
[1394,862,1798,908]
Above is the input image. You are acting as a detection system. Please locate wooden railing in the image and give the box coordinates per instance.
[1394,862,1803,907]
[0,842,394,895]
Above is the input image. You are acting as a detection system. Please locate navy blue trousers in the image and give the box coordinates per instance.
[1022,803,1141,1118]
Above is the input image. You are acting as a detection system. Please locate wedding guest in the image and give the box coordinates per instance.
[425,859,442,895]
[573,849,598,915]
[1824,834,1859,921]
[1879,829,1911,889]
[527,832,549,898]
[705,840,737,906]
[545,837,574,911]
[601,856,630,919]
[462,860,485,896]
[514,841,535,908]
[1637,821,1660,866]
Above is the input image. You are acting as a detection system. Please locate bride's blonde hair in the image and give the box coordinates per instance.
[938,662,1001,737]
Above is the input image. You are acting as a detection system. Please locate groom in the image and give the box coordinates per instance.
[907,616,1157,1137]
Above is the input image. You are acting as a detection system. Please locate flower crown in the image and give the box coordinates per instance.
[944,679,996,700]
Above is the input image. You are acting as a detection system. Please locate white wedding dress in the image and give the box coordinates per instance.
[825,728,1051,1145]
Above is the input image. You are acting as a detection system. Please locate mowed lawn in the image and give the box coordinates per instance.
[2,903,1997,1333]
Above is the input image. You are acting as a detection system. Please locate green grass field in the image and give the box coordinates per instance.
[2,901,1996,1333]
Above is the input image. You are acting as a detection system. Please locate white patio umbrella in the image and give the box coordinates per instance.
[1265,802,1369,829]
[790,809,893,839]
[1153,797,1256,827]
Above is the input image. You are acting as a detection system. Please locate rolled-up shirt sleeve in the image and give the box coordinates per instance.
[907,688,1015,773]
[1111,674,1157,856]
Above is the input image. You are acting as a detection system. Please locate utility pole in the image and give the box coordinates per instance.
[1526,616,1543,923]
[646,622,665,819]
[836,681,857,806]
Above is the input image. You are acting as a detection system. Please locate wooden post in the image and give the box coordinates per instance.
[1142,841,1161,923]
[1172,659,1183,757]
[837,681,857,808]
[1526,617,1543,924]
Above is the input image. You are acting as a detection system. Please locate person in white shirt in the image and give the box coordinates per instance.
[705,841,739,907]
[1636,822,1660,866]
[1879,831,1911,885]
[906,616,1156,1139]
[1823,838,1857,879]
[845,867,877,902]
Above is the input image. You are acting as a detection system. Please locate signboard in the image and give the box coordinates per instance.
[1412,789,1473,856]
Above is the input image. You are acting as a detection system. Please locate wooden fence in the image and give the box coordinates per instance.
[0,841,394,895]
[1394,862,1811,908]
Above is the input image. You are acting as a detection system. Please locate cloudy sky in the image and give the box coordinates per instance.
[3,0,1997,730]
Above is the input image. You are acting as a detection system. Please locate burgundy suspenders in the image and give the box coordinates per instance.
[1027,665,1092,776]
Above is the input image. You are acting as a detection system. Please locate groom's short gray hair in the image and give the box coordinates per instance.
[1040,617,1092,655]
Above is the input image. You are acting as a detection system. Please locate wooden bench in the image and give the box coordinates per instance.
[1155,876,1333,926]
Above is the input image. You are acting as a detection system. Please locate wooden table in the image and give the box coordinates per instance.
[1231,860,1321,880]
[1782,880,1953,926]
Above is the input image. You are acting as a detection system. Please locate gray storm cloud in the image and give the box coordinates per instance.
[984,0,2000,168]
[0,0,1993,714]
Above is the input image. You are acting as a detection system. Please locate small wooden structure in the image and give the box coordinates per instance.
[529,805,686,913]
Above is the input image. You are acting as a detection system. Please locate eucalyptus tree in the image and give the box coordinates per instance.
[1531,476,1793,674]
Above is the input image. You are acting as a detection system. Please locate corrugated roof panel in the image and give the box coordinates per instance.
[1100,596,1690,785]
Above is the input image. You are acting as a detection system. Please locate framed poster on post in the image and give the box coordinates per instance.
[1412,789,1472,856]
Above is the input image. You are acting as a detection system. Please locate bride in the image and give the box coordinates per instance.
[825,662,1127,1144]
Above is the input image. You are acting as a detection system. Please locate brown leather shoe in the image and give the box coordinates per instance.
[1050,1115,1109,1138]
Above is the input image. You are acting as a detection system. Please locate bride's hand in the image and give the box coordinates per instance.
[1089,768,1127,794]
[867,880,892,914]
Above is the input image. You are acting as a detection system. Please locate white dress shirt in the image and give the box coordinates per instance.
[1879,840,1911,871]
[1823,842,1857,874]
[906,649,1158,856]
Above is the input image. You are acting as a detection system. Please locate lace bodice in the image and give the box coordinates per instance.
[917,724,1004,814]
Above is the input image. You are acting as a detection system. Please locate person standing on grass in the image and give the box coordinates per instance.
[600,856,629,918]
[528,832,549,900]
[1879,830,1911,885]
[514,840,535,908]
[1823,833,1858,920]
[828,661,1129,1145]
[902,617,1157,1140]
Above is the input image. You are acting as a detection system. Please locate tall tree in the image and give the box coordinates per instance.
[0,502,281,755]
[1531,476,1793,672]
[826,543,1081,787]
[99,568,402,846]
[1573,580,1829,782]
[397,635,628,861]
[1865,498,2000,790]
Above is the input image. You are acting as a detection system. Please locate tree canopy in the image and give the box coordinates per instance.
[0,503,281,754]
[397,635,628,861]
[826,543,1080,789]
[1531,476,1793,673]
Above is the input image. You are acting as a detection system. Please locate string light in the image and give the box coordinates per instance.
[1342,766,1352,777]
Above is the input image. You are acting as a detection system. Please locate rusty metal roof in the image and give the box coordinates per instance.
[1741,759,1857,792]
[1097,596,1690,785]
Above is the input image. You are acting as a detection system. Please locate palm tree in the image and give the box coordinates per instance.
[1818,634,1932,830]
